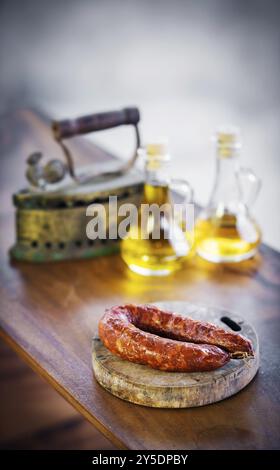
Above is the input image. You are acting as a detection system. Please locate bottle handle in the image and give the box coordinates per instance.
[236,167,261,208]
[170,178,194,204]
[169,178,194,235]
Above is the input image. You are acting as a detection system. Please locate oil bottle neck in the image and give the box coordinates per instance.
[144,158,170,205]
[215,152,238,179]
[209,150,240,210]
[144,141,171,187]
[145,157,170,187]
[214,130,240,186]
[208,128,242,208]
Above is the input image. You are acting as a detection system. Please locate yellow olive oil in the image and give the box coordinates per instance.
[121,184,188,275]
[195,213,261,263]
[120,141,194,276]
[195,128,261,263]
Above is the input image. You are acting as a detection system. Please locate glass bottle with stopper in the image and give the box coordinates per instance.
[195,128,261,263]
[120,140,194,276]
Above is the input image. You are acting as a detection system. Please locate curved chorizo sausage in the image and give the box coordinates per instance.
[99,305,234,372]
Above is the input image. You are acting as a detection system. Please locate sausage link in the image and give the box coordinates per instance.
[99,305,231,372]
[127,304,254,356]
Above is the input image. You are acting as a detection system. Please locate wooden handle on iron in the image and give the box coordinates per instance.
[52,107,140,140]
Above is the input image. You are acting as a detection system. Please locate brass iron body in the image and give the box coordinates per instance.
[10,107,144,262]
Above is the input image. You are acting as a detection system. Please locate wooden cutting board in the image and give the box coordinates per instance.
[92,301,259,408]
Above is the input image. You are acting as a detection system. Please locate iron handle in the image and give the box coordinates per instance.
[52,107,140,140]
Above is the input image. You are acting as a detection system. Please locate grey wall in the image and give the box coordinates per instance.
[0,0,279,248]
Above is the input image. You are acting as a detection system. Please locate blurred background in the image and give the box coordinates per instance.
[0,0,279,449]
[1,0,280,248]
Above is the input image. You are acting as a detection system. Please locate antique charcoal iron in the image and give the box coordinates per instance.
[10,107,143,262]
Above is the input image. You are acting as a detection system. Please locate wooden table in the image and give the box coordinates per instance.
[0,109,280,450]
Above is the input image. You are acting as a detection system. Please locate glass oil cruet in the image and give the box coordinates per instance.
[120,141,194,276]
[195,128,262,263]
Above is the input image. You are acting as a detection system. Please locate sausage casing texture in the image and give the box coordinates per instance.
[98,305,232,372]
[127,304,254,355]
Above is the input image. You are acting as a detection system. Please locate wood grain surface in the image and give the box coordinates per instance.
[0,339,115,450]
[0,109,280,449]
[92,302,259,408]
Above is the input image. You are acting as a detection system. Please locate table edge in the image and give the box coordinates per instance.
[0,328,128,451]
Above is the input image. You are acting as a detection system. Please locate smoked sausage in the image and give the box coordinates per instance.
[98,304,246,372]
[128,304,253,355]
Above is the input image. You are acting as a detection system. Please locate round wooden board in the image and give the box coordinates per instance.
[92,301,259,408]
